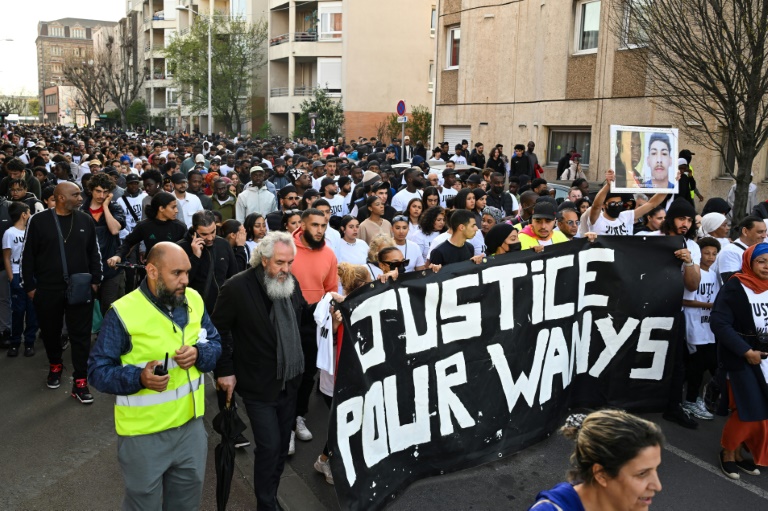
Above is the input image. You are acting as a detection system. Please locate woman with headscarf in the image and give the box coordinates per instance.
[485,223,520,256]
[710,243,768,479]
[700,212,731,250]
[702,197,732,217]
[481,206,504,235]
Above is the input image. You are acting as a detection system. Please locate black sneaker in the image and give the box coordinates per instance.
[6,346,18,357]
[23,345,35,357]
[736,458,761,476]
[47,363,63,389]
[60,335,70,351]
[662,404,699,429]
[234,434,251,449]
[72,378,94,404]
[721,451,740,479]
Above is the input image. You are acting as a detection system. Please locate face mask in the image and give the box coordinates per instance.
[606,204,623,218]
[539,190,549,197]
[492,186,504,194]
[506,242,522,253]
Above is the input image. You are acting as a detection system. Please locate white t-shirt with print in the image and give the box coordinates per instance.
[395,240,425,273]
[718,240,748,275]
[683,268,719,345]
[742,284,768,382]
[588,210,635,236]
[2,226,25,274]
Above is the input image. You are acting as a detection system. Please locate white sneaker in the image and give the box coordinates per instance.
[314,455,334,485]
[683,400,713,420]
[295,416,313,441]
[288,431,295,456]
[695,398,715,420]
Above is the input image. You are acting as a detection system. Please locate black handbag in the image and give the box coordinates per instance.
[52,210,93,305]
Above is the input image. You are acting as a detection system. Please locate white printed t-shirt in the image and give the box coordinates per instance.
[742,284,768,382]
[2,226,25,274]
[587,210,635,236]
[683,268,719,345]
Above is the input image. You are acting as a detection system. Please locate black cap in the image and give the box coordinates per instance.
[468,174,483,184]
[302,189,320,199]
[170,173,187,184]
[442,168,458,178]
[532,202,556,220]
[125,173,141,183]
[320,177,336,190]
[279,185,297,198]
[337,176,351,187]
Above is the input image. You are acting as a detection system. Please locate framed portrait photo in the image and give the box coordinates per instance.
[610,125,679,194]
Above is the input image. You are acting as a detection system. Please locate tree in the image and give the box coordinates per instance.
[62,51,109,126]
[294,88,345,141]
[27,99,39,117]
[609,0,768,223]
[0,95,26,115]
[126,100,148,127]
[164,13,268,135]
[409,105,432,148]
[384,113,400,143]
[101,20,146,128]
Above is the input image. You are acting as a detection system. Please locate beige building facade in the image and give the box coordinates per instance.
[433,0,768,205]
[268,0,435,139]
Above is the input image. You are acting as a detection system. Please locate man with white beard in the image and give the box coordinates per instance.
[212,232,316,511]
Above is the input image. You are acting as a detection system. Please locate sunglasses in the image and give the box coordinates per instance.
[384,259,409,269]
[606,201,623,207]
[392,215,409,223]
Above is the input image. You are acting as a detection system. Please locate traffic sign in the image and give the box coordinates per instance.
[396,100,406,116]
[397,116,408,123]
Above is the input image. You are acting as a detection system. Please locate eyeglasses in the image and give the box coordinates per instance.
[565,220,581,226]
[392,215,409,223]
[606,201,623,207]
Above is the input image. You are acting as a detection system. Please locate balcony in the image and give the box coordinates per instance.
[294,32,317,42]
[270,87,289,97]
[294,85,316,96]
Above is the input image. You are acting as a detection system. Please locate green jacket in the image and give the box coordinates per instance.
[212,194,237,221]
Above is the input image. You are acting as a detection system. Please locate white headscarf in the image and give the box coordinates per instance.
[700,212,727,238]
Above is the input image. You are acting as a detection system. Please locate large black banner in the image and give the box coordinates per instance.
[329,237,684,510]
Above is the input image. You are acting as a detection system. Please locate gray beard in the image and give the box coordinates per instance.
[264,272,295,300]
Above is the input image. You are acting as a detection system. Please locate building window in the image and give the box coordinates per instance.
[72,27,86,39]
[431,6,437,36]
[428,61,435,91]
[51,46,62,56]
[574,0,600,54]
[51,63,63,73]
[317,58,342,95]
[446,26,460,69]
[166,89,179,106]
[547,129,592,166]
[720,130,736,177]
[164,0,177,19]
[230,0,247,17]
[50,26,64,37]
[622,0,648,48]
[164,29,176,48]
[318,2,343,41]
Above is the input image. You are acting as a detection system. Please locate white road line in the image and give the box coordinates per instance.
[665,444,768,501]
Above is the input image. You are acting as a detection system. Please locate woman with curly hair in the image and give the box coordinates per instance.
[413,206,446,261]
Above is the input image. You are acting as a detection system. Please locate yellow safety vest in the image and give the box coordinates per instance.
[519,230,570,250]
[111,288,206,437]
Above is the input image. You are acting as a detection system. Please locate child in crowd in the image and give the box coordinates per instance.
[681,237,722,419]
[3,202,37,357]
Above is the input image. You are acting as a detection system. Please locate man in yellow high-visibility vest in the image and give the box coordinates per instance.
[88,242,221,511]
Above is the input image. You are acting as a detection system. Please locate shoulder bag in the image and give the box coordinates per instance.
[52,210,94,305]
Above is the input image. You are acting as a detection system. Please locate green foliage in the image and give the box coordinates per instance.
[256,120,273,139]
[409,105,432,146]
[385,113,400,143]
[126,100,148,127]
[294,88,345,141]
[27,99,39,117]
[164,12,268,135]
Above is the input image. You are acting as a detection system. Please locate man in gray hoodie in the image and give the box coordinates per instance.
[236,166,277,222]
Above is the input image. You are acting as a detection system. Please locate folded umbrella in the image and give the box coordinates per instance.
[213,390,248,511]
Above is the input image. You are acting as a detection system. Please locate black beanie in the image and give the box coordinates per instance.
[485,223,516,255]
[666,198,697,220]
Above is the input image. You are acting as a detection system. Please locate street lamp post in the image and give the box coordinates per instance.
[177,5,212,136]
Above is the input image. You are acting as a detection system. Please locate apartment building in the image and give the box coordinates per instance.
[433,0,764,201]
[268,0,435,139]
[35,18,117,123]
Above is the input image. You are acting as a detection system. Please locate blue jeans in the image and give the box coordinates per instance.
[10,273,37,346]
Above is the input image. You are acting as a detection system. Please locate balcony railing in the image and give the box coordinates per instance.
[270,33,289,46]
[180,27,190,36]
[294,86,316,96]
[270,87,289,97]
[294,32,317,42]
[144,43,151,52]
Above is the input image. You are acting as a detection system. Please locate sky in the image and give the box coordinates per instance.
[0,0,125,96]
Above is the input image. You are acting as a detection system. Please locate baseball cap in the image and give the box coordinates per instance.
[362,170,382,186]
[274,158,286,167]
[468,174,483,184]
[171,173,187,184]
[320,177,336,190]
[532,202,556,220]
[125,173,141,183]
[302,189,320,200]
[250,165,265,174]
[677,157,689,167]
[442,168,458,178]
[279,185,297,198]
[195,154,206,163]
[312,160,325,168]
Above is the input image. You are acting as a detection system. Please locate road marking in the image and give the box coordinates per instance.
[665,444,768,500]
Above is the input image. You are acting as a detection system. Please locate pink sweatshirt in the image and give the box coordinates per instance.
[292,228,339,304]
